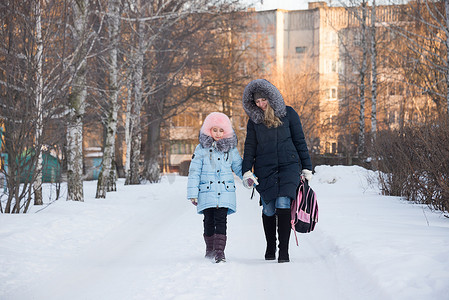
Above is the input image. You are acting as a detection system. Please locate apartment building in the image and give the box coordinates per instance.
[251,2,432,155]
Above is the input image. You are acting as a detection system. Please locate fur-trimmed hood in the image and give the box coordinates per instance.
[242,79,286,124]
[199,133,238,153]
[198,112,237,152]
[200,112,234,139]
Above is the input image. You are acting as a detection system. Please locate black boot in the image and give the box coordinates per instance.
[262,214,276,260]
[276,208,291,263]
[204,234,215,259]
[214,234,227,263]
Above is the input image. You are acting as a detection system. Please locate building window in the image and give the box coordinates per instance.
[327,87,337,100]
[332,143,337,154]
[325,142,330,153]
[170,141,195,155]
[354,32,362,46]
[388,111,397,124]
[331,88,337,99]
[172,114,197,127]
[388,82,404,96]
[338,60,344,74]
[296,47,306,54]
[324,60,337,73]
[269,36,275,48]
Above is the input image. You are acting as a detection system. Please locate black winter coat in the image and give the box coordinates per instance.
[241,79,312,204]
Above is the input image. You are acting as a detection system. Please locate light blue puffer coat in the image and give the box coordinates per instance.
[187,133,243,215]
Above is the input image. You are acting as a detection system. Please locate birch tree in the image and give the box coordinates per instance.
[33,0,44,205]
[445,0,449,116]
[334,3,368,158]
[357,1,368,156]
[96,0,121,198]
[123,72,134,184]
[1,1,46,212]
[123,0,146,185]
[66,0,93,201]
[370,0,378,145]
[334,0,385,157]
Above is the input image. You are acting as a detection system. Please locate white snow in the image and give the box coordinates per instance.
[1,165,448,300]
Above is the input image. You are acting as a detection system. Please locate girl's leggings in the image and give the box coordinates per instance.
[203,207,228,236]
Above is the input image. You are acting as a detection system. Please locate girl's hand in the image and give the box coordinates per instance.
[190,198,198,206]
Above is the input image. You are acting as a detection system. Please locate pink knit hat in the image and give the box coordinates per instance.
[200,112,234,139]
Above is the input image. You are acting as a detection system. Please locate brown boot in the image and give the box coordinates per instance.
[213,234,227,263]
[204,234,215,259]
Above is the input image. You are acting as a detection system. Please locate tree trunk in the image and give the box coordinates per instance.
[358,1,368,157]
[67,92,86,202]
[96,106,119,198]
[370,12,377,140]
[33,154,43,206]
[67,0,88,202]
[33,0,43,206]
[128,15,145,185]
[445,0,449,117]
[370,0,378,169]
[370,1,378,136]
[124,76,133,185]
[129,116,142,184]
[144,116,162,183]
[96,0,120,198]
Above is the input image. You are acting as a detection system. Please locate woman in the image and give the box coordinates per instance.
[241,79,313,263]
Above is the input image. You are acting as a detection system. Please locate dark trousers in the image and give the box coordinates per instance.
[203,207,228,236]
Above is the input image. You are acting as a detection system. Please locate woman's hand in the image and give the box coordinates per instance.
[243,171,259,189]
[301,169,313,182]
[190,198,198,206]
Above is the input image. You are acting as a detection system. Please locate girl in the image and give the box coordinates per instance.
[187,112,244,263]
[241,79,313,263]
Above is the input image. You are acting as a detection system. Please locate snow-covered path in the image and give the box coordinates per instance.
[1,166,448,299]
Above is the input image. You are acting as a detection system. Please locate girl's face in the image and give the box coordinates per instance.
[210,126,225,141]
[255,98,268,111]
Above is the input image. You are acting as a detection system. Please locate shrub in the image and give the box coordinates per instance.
[374,118,449,213]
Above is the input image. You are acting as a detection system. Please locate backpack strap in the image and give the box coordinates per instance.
[292,222,299,246]
[291,180,305,247]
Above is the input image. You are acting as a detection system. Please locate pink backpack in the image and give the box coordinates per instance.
[291,179,318,246]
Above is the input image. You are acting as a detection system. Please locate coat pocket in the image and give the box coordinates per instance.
[223,181,236,192]
[199,182,211,192]
[279,150,298,165]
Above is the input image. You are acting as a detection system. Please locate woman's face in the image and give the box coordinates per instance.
[255,98,268,111]
[210,126,225,141]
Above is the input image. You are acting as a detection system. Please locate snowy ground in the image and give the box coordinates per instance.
[1,165,448,300]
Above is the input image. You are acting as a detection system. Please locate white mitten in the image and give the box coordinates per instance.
[242,171,259,189]
[301,169,313,182]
